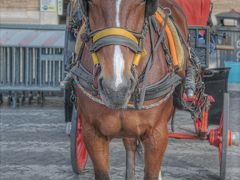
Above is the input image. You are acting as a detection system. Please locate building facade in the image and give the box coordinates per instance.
[0,0,239,25]
[0,0,67,24]
[213,0,240,15]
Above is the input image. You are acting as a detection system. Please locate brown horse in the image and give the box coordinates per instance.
[73,0,190,179]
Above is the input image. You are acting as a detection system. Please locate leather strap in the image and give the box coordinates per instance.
[91,36,141,53]
[69,65,181,103]
[155,10,179,69]
[143,73,181,100]
[70,65,96,94]
[92,28,139,44]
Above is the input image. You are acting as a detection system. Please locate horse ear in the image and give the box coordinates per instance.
[145,0,159,17]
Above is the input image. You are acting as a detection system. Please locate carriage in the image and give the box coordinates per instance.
[63,0,240,179]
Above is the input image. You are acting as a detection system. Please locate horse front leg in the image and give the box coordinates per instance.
[123,138,137,180]
[142,123,168,180]
[83,123,110,180]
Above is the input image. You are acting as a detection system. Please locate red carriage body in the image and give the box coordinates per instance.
[176,0,211,26]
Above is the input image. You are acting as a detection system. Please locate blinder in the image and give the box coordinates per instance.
[146,0,159,17]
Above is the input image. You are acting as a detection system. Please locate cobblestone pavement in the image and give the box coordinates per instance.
[0,93,239,180]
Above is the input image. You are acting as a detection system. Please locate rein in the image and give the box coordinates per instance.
[63,6,182,110]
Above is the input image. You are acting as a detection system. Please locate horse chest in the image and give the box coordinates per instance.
[96,111,151,138]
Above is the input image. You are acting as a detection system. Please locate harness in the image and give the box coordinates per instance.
[63,3,183,110]
[89,28,147,66]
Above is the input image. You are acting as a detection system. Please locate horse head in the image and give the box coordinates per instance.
[82,0,159,109]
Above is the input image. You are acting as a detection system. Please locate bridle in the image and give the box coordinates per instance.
[65,0,183,109]
[77,1,156,68]
[88,27,148,66]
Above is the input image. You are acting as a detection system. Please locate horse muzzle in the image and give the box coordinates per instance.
[98,75,136,109]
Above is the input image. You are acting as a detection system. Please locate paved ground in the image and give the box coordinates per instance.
[0,93,239,180]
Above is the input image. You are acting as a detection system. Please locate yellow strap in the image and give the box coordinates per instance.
[92,50,146,66]
[93,28,138,44]
[92,28,146,66]
[141,49,147,58]
[133,49,147,66]
[91,53,100,65]
[154,11,179,68]
[133,54,142,66]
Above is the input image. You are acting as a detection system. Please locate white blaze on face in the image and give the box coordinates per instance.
[113,0,124,88]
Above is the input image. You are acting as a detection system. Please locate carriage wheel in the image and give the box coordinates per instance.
[208,93,230,180]
[219,93,230,180]
[70,106,88,174]
[64,89,73,123]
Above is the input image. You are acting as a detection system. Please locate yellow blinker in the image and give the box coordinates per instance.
[91,53,100,65]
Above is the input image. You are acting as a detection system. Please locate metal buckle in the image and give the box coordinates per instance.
[70,91,76,103]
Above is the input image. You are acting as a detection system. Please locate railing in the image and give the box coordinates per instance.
[0,24,65,92]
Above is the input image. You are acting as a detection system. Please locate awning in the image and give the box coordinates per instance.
[176,0,211,26]
[217,10,240,20]
[0,24,66,48]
